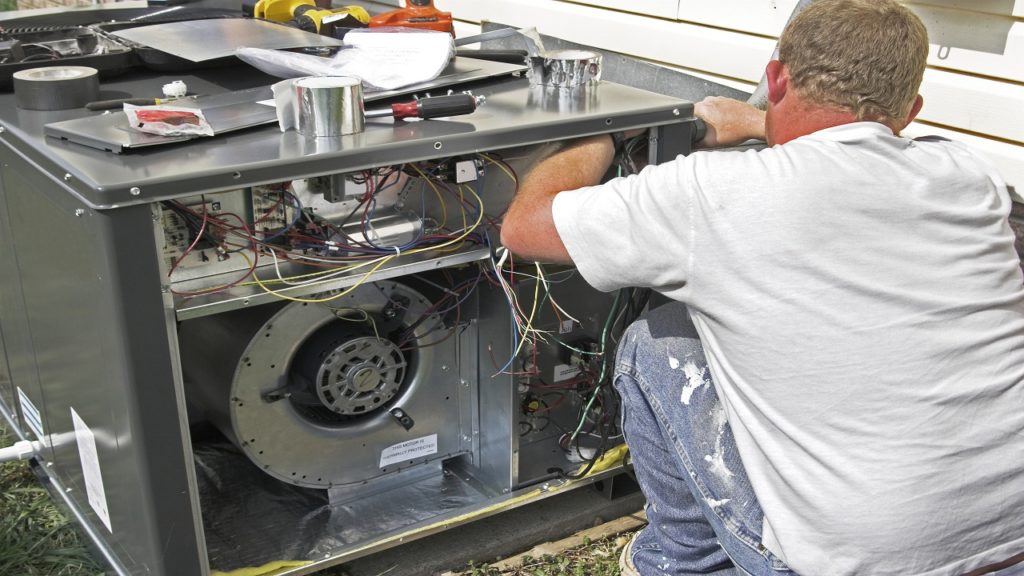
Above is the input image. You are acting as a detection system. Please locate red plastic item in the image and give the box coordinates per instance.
[367,0,454,35]
[134,109,202,126]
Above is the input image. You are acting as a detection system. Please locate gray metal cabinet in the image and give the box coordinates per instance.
[0,63,693,575]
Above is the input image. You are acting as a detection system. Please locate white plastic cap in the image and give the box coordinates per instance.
[14,440,35,460]
[162,80,188,99]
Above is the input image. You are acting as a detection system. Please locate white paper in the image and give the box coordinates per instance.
[17,387,43,440]
[379,434,438,468]
[553,363,582,383]
[71,408,112,533]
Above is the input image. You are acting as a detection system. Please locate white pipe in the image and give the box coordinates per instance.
[0,439,39,463]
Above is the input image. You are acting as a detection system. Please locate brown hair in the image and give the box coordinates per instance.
[778,0,929,124]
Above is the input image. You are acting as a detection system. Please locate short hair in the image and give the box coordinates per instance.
[778,0,929,124]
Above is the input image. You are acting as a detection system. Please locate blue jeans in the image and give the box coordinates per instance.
[614,302,796,576]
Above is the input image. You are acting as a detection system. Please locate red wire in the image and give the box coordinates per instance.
[167,198,209,277]
[171,213,260,298]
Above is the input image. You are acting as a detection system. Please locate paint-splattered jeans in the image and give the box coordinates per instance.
[614,302,796,576]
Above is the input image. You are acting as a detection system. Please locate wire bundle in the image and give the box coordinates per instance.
[161,157,516,303]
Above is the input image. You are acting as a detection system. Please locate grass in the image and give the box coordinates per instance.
[458,534,632,576]
[0,422,105,576]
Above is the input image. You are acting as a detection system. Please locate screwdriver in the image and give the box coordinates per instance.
[365,93,484,120]
[85,97,177,111]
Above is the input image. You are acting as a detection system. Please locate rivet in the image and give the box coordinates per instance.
[673,108,681,116]
[130,187,141,196]
[0,126,5,134]
[63,173,72,181]
[74,209,85,217]
[433,141,443,150]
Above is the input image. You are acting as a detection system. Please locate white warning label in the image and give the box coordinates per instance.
[71,408,112,533]
[17,387,43,440]
[553,363,582,383]
[379,434,438,468]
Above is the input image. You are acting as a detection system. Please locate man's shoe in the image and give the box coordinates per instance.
[619,531,641,576]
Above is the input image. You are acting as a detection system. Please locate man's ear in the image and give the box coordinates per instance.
[766,60,787,105]
[906,95,924,125]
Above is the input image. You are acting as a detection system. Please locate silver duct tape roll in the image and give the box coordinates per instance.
[13,66,100,111]
[294,76,364,138]
[527,50,602,89]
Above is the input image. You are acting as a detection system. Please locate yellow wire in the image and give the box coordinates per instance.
[509,262,542,360]
[478,153,517,186]
[408,164,448,230]
[328,306,381,341]
[246,185,486,303]
[251,255,395,303]
[436,184,472,254]
[241,250,387,288]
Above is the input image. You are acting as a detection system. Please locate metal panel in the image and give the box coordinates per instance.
[0,65,692,208]
[0,37,695,574]
[0,143,206,576]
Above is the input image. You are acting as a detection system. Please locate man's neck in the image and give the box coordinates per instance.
[767,97,860,145]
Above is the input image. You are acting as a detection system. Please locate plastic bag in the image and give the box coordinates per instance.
[124,103,214,137]
[236,28,453,91]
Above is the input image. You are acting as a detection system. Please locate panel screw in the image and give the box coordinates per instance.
[433,141,443,150]
[74,209,85,217]
[130,187,141,196]
[673,108,681,116]
[0,126,5,134]
[63,173,72,181]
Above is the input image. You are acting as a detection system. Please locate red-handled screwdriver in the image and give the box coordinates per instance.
[365,94,485,120]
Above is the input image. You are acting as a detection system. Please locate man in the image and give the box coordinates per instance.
[500,0,1024,574]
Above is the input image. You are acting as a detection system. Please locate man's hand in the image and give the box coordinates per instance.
[694,96,767,148]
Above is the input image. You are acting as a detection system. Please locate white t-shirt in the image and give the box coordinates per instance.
[552,122,1024,576]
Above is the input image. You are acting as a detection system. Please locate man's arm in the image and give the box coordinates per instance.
[694,97,766,148]
[500,98,761,261]
[499,134,615,262]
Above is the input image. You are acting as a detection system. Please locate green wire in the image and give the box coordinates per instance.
[568,290,623,444]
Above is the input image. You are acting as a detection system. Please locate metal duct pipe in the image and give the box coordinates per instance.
[747,0,819,109]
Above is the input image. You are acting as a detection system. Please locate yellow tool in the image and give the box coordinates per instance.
[253,1,369,36]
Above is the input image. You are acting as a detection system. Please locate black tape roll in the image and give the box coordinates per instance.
[13,66,100,111]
